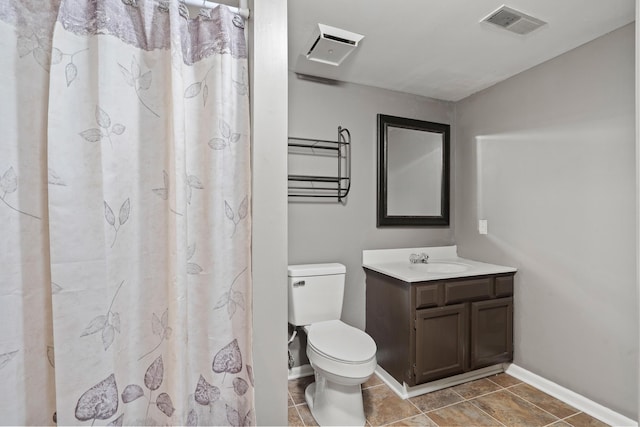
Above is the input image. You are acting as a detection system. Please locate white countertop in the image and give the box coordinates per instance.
[362,246,517,283]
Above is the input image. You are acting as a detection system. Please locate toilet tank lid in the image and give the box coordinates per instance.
[288,263,346,277]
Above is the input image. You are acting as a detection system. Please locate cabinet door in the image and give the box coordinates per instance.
[415,304,467,384]
[470,297,513,370]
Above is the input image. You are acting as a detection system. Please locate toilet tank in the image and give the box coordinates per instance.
[288,263,346,326]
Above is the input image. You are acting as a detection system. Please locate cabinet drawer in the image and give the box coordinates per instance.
[444,278,492,304]
[495,276,514,297]
[415,283,441,309]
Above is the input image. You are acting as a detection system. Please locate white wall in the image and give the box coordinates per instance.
[249,0,288,424]
[455,24,637,418]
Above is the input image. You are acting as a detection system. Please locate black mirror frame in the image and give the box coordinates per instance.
[377,114,450,227]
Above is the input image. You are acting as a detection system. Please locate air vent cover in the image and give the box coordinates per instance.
[482,5,546,35]
[303,24,365,66]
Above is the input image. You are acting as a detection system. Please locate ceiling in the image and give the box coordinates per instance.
[287,1,635,101]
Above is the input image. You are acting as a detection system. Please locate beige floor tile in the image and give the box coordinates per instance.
[409,387,464,412]
[288,375,597,427]
[363,373,384,389]
[509,383,579,419]
[288,406,304,427]
[427,401,502,426]
[363,384,421,426]
[488,372,522,388]
[288,393,295,407]
[386,413,438,426]
[452,378,502,399]
[296,403,319,427]
[471,389,559,426]
[564,412,611,427]
[288,376,314,405]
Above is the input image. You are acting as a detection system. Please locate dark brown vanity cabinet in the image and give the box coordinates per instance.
[365,269,514,386]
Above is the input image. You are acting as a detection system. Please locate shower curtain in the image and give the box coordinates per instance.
[0,1,253,425]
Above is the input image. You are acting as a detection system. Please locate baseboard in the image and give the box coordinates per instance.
[288,364,314,380]
[506,364,637,427]
[375,364,506,399]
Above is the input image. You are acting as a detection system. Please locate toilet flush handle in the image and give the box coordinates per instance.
[293,280,306,287]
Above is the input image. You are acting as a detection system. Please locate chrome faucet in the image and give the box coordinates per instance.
[409,252,429,264]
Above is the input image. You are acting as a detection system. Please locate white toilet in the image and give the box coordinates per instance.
[288,263,377,426]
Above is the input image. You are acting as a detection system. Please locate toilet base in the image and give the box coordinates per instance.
[305,375,366,426]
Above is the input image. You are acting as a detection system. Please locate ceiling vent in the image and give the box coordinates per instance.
[303,24,365,66]
[482,5,546,35]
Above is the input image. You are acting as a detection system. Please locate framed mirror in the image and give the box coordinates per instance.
[377,114,450,226]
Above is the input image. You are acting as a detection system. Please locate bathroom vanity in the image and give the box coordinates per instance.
[363,246,517,389]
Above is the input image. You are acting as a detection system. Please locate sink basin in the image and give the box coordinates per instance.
[363,247,517,282]
[408,261,470,274]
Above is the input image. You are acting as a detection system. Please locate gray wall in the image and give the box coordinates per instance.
[454,24,637,418]
[288,73,455,363]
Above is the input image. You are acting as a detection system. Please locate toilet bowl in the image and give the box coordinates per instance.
[304,320,377,426]
[288,263,377,426]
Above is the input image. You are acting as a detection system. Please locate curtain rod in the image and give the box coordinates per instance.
[182,0,250,19]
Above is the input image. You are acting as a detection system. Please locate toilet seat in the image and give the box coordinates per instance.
[306,320,376,364]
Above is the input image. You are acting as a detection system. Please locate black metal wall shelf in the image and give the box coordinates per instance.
[287,126,351,202]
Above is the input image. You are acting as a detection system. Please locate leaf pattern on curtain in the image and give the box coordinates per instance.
[153,170,187,216]
[186,243,203,274]
[225,195,249,237]
[104,199,131,247]
[79,281,125,351]
[15,23,89,84]
[153,170,205,217]
[0,0,253,424]
[233,67,248,96]
[118,56,159,118]
[17,32,61,70]
[184,64,215,106]
[194,374,220,405]
[186,174,204,204]
[79,106,127,147]
[208,119,242,150]
[214,267,248,319]
[0,167,41,219]
[212,339,243,376]
[62,48,89,86]
[75,373,119,423]
[138,308,172,361]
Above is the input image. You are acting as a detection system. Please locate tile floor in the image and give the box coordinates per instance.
[288,373,610,427]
